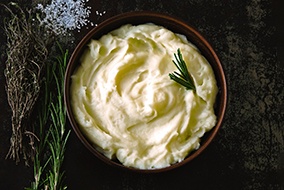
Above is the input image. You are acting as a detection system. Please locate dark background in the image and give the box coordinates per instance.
[1,0,284,189]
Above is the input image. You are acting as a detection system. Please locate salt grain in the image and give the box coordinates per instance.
[37,0,92,35]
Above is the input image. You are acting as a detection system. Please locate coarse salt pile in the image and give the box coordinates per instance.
[37,0,95,35]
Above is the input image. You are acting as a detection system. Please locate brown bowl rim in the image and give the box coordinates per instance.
[64,11,227,173]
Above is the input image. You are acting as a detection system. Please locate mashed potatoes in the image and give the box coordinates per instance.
[71,23,218,169]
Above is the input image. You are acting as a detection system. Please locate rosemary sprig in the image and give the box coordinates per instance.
[26,59,53,190]
[45,46,70,190]
[169,49,196,91]
[26,46,70,190]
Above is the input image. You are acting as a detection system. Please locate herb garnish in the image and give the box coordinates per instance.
[169,49,196,91]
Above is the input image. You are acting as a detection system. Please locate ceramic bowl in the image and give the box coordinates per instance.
[64,11,227,173]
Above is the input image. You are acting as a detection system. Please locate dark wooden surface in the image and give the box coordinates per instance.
[1,0,283,189]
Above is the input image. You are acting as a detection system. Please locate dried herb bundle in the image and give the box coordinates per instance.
[2,3,53,165]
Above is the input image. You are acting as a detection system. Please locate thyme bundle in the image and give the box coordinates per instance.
[2,3,53,165]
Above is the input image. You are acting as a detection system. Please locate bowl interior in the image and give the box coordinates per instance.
[64,11,227,173]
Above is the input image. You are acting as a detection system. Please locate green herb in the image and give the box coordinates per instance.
[2,3,53,165]
[169,49,196,91]
[45,46,70,190]
[26,45,70,190]
[26,52,55,190]
[26,64,51,189]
